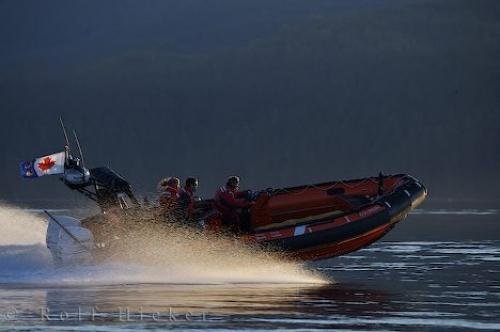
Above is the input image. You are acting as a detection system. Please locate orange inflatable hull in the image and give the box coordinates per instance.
[210,174,427,261]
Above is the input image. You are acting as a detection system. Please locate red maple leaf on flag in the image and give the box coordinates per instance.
[38,157,55,172]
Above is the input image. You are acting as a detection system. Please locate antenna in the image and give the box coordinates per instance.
[59,116,71,149]
[73,130,85,168]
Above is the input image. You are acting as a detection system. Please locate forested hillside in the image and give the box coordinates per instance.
[1,0,499,205]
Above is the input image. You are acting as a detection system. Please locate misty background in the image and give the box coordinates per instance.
[0,0,499,207]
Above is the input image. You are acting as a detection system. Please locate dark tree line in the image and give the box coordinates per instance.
[1,0,499,206]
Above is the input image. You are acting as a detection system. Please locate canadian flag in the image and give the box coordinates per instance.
[34,151,65,176]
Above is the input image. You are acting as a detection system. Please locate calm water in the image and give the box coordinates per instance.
[0,207,499,331]
[0,240,498,331]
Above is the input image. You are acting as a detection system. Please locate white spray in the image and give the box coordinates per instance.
[0,204,327,285]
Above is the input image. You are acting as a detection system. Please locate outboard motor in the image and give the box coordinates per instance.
[46,215,94,267]
[20,119,140,264]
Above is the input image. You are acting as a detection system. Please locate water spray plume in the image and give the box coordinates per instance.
[0,202,47,246]
[0,204,328,285]
[106,223,327,284]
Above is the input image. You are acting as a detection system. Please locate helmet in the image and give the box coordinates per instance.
[226,175,240,189]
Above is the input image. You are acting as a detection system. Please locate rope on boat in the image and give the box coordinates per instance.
[269,177,381,196]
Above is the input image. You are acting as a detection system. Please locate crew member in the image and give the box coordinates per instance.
[178,176,199,220]
[158,177,180,215]
[214,175,253,232]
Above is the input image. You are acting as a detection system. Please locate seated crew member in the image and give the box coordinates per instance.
[158,177,180,215]
[178,177,199,220]
[214,175,253,232]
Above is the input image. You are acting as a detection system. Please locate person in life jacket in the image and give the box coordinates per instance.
[178,176,199,220]
[214,175,253,232]
[158,177,180,215]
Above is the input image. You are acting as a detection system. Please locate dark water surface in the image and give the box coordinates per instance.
[0,240,499,331]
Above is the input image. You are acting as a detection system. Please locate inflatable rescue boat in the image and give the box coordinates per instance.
[20,121,427,263]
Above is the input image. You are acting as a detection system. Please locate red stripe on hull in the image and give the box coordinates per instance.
[292,222,395,261]
[245,205,386,243]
